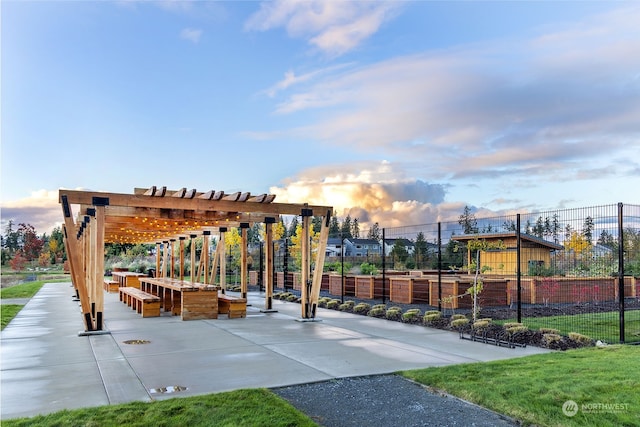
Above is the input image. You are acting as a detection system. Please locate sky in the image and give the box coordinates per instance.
[2,0,639,236]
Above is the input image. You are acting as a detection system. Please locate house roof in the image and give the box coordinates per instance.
[451,232,563,250]
[346,238,380,245]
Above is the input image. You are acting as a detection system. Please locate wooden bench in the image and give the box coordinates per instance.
[104,280,119,293]
[218,293,247,319]
[119,287,161,318]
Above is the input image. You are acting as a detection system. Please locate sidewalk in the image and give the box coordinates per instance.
[1,282,549,420]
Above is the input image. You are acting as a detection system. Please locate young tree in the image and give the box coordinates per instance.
[390,239,409,268]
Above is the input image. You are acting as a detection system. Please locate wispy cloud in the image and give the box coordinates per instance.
[245,0,403,57]
[180,28,202,43]
[253,5,640,187]
[1,190,63,234]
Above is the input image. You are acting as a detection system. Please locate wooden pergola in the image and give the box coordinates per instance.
[59,186,333,332]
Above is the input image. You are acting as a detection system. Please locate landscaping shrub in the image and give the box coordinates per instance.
[385,307,403,321]
[353,303,371,315]
[423,311,441,324]
[402,308,422,323]
[367,305,386,318]
[326,299,341,309]
[568,332,594,346]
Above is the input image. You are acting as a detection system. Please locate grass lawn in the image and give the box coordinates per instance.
[2,389,316,427]
[0,279,60,299]
[1,304,24,330]
[402,345,640,427]
[497,310,640,344]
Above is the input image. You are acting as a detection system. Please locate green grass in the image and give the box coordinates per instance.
[496,310,640,344]
[402,345,640,427]
[0,281,46,299]
[1,304,24,330]
[2,388,316,427]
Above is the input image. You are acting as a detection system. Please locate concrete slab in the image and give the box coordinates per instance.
[1,282,550,420]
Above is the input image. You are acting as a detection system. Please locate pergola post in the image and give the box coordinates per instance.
[155,242,161,278]
[263,217,276,312]
[240,223,249,298]
[300,208,311,318]
[190,234,197,282]
[179,236,186,281]
[170,239,175,279]
[203,231,211,283]
[92,205,106,330]
[219,228,227,292]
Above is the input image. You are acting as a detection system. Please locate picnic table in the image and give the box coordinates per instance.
[138,277,220,320]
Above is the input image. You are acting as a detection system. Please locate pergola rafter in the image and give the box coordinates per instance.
[59,187,332,332]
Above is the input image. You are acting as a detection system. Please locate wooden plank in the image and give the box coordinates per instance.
[172,188,187,198]
[143,186,157,196]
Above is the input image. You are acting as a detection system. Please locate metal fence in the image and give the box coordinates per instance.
[318,203,639,344]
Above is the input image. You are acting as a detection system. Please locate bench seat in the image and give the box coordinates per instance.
[218,293,247,319]
[104,280,119,293]
[119,287,161,317]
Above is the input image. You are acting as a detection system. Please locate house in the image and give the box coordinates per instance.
[325,237,344,257]
[451,232,563,275]
[344,238,381,257]
[381,238,416,256]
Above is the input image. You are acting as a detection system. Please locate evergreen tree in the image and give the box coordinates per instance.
[351,218,360,239]
[582,216,594,244]
[311,216,322,234]
[329,214,340,238]
[458,206,478,234]
[414,232,429,269]
[341,215,353,239]
[367,222,381,241]
[287,216,299,239]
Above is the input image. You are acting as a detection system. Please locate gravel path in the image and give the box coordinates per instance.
[273,374,518,427]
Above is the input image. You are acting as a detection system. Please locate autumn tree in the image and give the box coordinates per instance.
[17,223,44,261]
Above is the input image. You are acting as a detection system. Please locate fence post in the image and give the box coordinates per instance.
[437,222,442,312]
[341,236,345,304]
[618,202,625,344]
[517,214,522,323]
[382,228,386,304]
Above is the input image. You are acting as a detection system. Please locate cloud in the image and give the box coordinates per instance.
[1,190,63,235]
[269,161,455,228]
[251,5,640,187]
[245,0,403,57]
[180,28,202,43]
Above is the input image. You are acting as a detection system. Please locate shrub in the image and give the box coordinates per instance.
[472,320,490,330]
[539,328,560,335]
[368,306,386,318]
[451,318,470,328]
[360,262,379,275]
[338,301,355,312]
[505,324,528,335]
[326,299,341,309]
[402,309,421,323]
[568,332,594,346]
[286,294,298,302]
[542,333,562,346]
[318,297,332,308]
[385,307,403,321]
[423,312,441,323]
[353,303,371,315]
[451,314,467,321]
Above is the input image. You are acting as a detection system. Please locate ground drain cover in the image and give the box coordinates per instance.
[150,386,188,394]
[123,339,150,345]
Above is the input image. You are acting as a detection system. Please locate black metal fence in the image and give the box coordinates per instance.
[319,203,640,344]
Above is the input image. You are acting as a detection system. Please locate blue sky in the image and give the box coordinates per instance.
[2,0,639,235]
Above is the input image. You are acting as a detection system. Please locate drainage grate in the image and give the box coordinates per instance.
[123,339,150,345]
[150,385,188,394]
